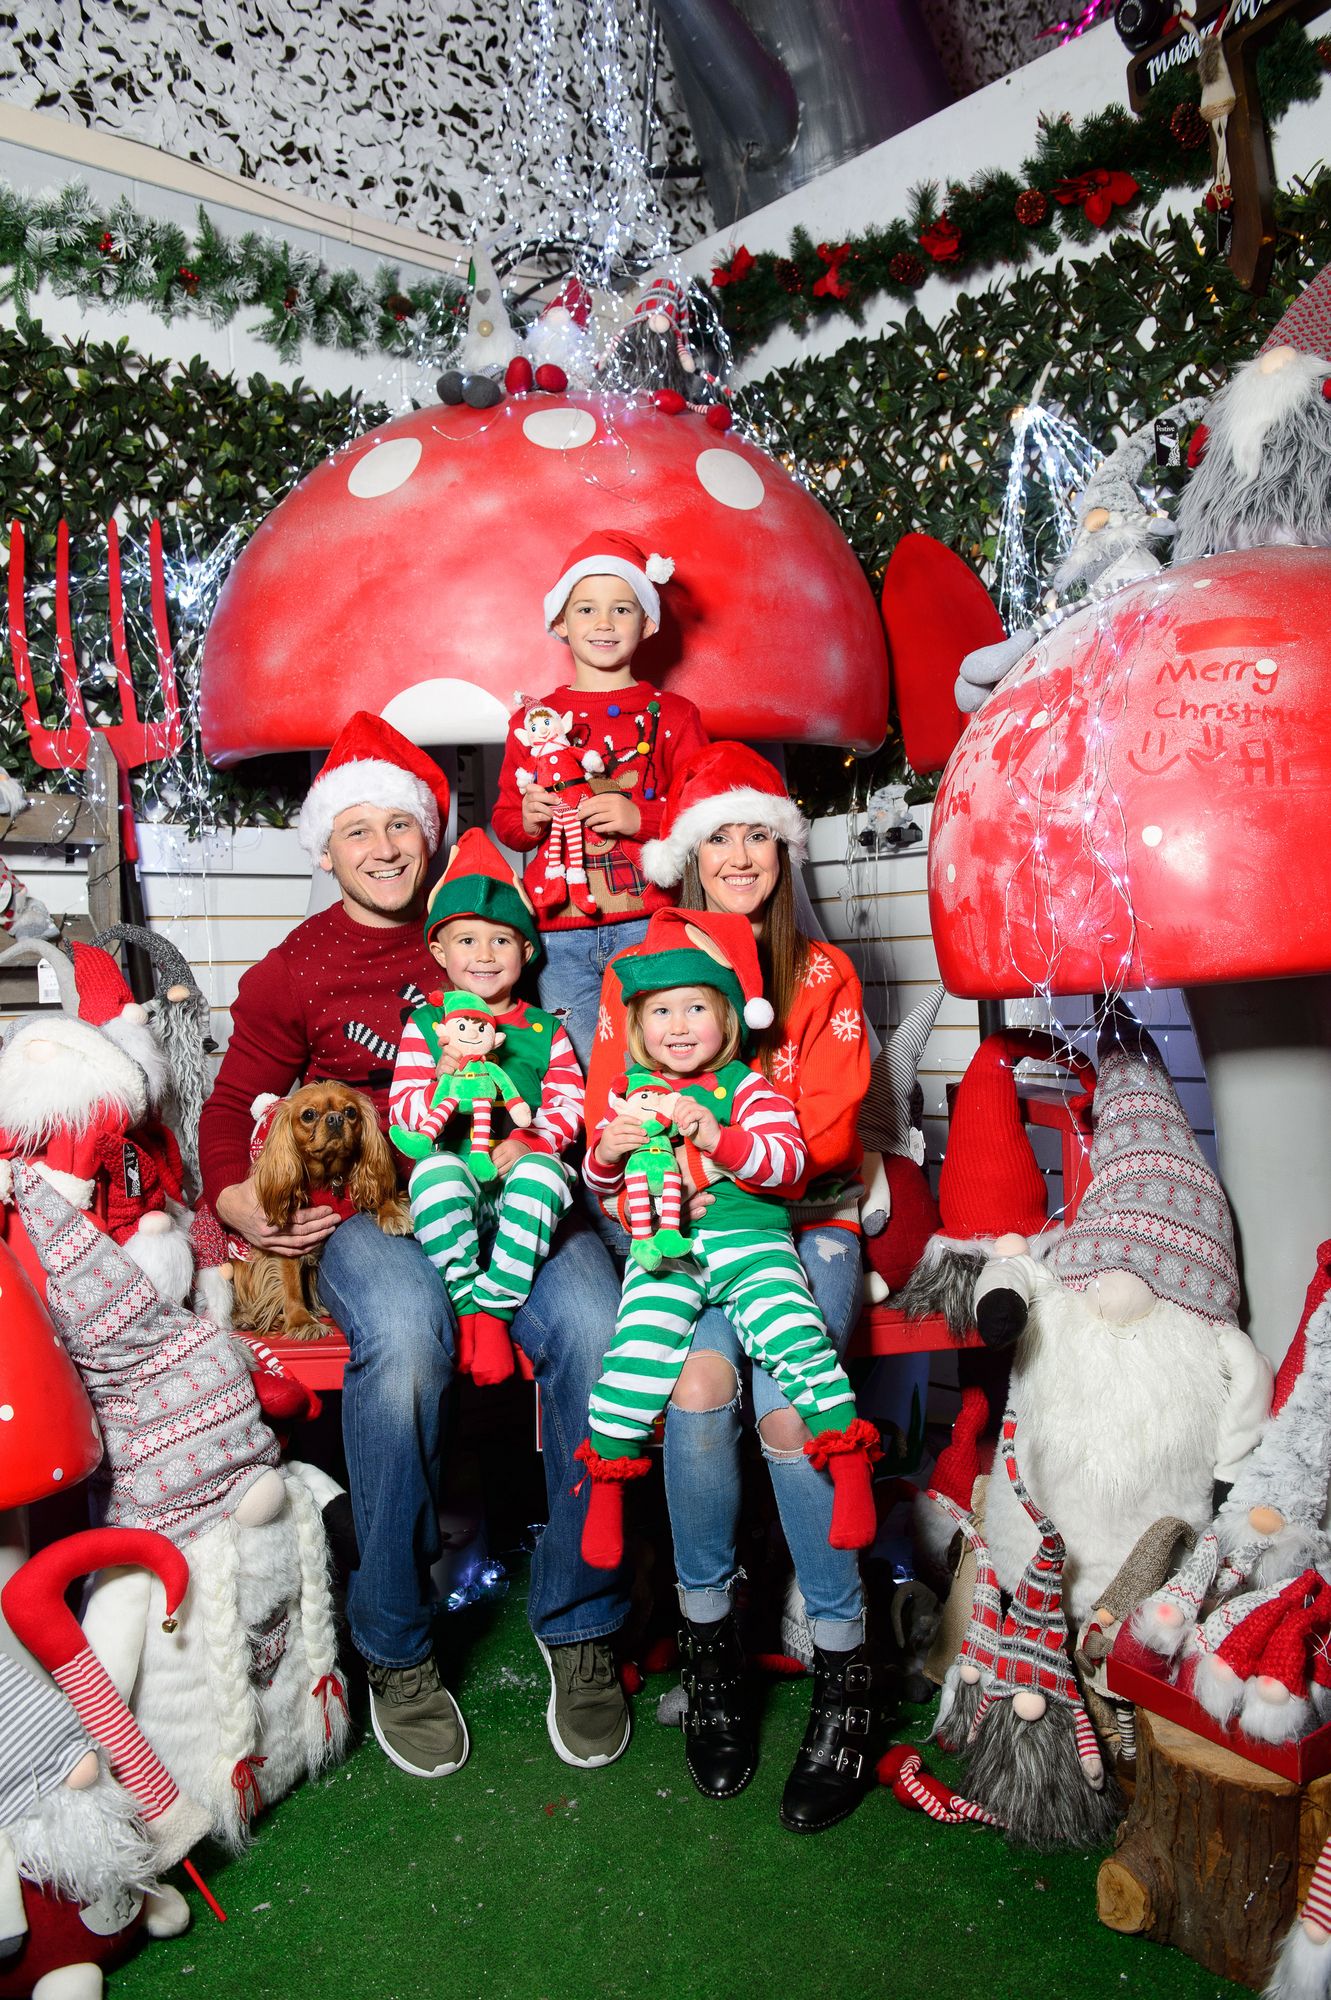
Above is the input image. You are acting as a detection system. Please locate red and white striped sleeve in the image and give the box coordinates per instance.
[710,1072,808,1192]
[525,1024,584,1157]
[583,1115,627,1195]
[389,1019,442,1135]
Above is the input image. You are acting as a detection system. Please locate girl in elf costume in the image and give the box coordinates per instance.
[583,742,874,1834]
[389,830,583,1389]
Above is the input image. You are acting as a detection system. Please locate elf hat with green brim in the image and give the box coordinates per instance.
[432,990,499,1024]
[425,828,541,958]
[612,907,774,1036]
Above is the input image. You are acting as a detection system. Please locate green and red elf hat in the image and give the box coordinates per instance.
[611,906,774,1038]
[429,990,500,1024]
[425,827,541,958]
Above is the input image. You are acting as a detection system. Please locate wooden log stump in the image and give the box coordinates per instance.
[1097,1712,1331,1989]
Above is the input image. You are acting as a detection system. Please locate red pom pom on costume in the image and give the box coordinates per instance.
[505,356,534,395]
[534,363,568,393]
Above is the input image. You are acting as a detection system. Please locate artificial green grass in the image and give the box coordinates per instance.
[114,1571,1249,2000]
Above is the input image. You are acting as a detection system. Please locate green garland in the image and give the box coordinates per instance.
[0,178,468,361]
[709,20,1329,351]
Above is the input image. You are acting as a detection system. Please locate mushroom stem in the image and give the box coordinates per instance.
[1185,976,1331,1365]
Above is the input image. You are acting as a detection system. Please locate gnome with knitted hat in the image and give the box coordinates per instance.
[491,526,707,1067]
[858,983,945,1296]
[965,1415,1123,1851]
[920,1385,1006,1756]
[895,1029,1095,1335]
[972,1015,1271,1625]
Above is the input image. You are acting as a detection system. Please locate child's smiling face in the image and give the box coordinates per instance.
[638,985,726,1076]
[553,573,656,681]
[430,918,529,1007]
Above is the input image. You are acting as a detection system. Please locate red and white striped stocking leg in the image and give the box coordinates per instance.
[657,1173,683,1231]
[559,805,600,916]
[625,1170,655,1241]
[470,1096,494,1161]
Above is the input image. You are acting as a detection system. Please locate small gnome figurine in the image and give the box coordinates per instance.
[1073,1515,1195,1767]
[389,991,532,1182]
[859,983,944,1297]
[1174,264,1331,561]
[1266,1827,1331,2000]
[894,1030,1094,1335]
[512,702,606,917]
[92,925,216,1201]
[606,1068,690,1271]
[965,1415,1122,1851]
[437,246,518,409]
[523,276,597,388]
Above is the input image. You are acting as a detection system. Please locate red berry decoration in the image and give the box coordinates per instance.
[1170,102,1208,150]
[504,355,534,395]
[705,404,734,434]
[888,251,925,287]
[1315,33,1331,67]
[534,362,568,393]
[1014,189,1049,227]
[653,388,687,415]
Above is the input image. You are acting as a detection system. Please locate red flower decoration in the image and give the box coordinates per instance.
[712,245,755,289]
[99,231,114,255]
[811,241,853,300]
[918,216,962,265]
[1052,168,1139,227]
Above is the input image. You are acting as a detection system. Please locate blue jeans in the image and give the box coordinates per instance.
[317,1213,629,1670]
[537,914,649,1074]
[663,1225,866,1651]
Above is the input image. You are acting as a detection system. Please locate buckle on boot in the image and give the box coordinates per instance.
[844,1705,870,1736]
[844,1664,871,1695]
[836,1747,864,1779]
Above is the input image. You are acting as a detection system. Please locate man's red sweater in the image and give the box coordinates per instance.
[491,681,707,932]
[198,902,437,1209]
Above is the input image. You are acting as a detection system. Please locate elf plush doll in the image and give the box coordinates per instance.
[606,1068,690,1271]
[512,701,605,916]
[389,991,533,1183]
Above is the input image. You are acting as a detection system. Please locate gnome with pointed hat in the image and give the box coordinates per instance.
[859,983,945,1296]
[971,1015,1271,1625]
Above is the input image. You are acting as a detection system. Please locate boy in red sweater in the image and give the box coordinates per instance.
[491,529,707,1071]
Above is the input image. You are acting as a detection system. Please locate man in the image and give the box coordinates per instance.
[199,711,631,1778]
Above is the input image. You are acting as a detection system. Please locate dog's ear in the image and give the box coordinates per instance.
[253,1098,307,1229]
[348,1092,398,1214]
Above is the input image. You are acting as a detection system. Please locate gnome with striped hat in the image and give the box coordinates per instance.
[922,1386,1005,1756]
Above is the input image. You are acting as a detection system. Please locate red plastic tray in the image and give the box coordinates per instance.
[1107,1634,1331,1784]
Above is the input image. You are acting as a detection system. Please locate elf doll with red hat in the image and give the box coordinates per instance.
[388,829,584,1388]
[578,907,880,1575]
[491,527,707,1069]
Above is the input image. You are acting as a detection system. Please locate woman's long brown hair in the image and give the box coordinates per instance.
[678,844,810,1079]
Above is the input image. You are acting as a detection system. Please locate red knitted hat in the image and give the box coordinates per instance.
[1214,1568,1327,1682]
[1271,1239,1331,1415]
[542,529,675,629]
[1250,1578,1331,1701]
[642,739,809,887]
[990,1418,1081,1710]
[939,1032,1094,1241]
[296,710,451,859]
[70,940,141,1029]
[928,1383,988,1513]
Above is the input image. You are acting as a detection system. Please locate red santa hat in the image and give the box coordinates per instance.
[642,740,809,888]
[546,277,593,327]
[542,529,675,630]
[613,905,773,1034]
[939,1031,1095,1242]
[296,710,451,859]
[1046,1025,1238,1326]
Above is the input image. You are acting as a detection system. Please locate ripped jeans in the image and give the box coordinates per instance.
[662,1224,866,1651]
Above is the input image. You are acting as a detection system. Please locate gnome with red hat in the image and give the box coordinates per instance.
[972,1018,1271,1626]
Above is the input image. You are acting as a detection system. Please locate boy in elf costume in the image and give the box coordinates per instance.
[490,528,708,1071]
[389,830,583,1387]
[577,907,880,1568]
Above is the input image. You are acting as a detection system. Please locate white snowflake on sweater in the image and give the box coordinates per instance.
[597,1004,614,1043]
[774,1041,799,1085]
[803,949,834,988]
[831,1007,862,1044]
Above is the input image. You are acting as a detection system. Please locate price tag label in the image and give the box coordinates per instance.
[36,958,62,1005]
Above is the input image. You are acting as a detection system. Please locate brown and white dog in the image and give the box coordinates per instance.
[232,1082,410,1337]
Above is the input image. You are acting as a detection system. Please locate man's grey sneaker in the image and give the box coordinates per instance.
[537,1637,631,1769]
[366,1655,469,1778]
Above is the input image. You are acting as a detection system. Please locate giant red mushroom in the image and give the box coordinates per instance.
[200,396,887,758]
[0,1232,102,1507]
[928,544,1331,1363]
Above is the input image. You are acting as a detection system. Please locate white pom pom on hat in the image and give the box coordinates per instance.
[744,997,775,1031]
[645,554,675,585]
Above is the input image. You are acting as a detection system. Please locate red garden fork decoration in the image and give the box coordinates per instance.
[7,517,183,772]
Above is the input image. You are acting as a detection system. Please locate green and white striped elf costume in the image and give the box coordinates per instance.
[388,831,581,1387]
[576,906,879,1569]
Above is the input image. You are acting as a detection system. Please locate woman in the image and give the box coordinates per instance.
[584,740,873,1832]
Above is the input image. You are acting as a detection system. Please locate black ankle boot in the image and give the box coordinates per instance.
[678,1612,756,1801]
[779,1644,874,1833]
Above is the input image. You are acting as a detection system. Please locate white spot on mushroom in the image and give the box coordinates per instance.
[1031,709,1049,727]
[347,437,423,498]
[522,407,597,450]
[1255,657,1276,676]
[52,1467,63,1481]
[1192,577,1213,590]
[0,1405,12,1421]
[1142,824,1163,848]
[695,449,765,511]
[946,863,957,883]
[380,680,514,748]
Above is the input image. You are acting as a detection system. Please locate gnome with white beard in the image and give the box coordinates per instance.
[1174,264,1331,561]
[11,1166,351,1852]
[972,1016,1271,1626]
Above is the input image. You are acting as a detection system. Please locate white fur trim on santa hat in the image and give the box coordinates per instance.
[542,556,667,630]
[642,787,809,887]
[296,759,440,859]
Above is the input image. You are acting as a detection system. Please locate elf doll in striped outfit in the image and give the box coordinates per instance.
[576,907,880,1567]
[388,831,584,1388]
